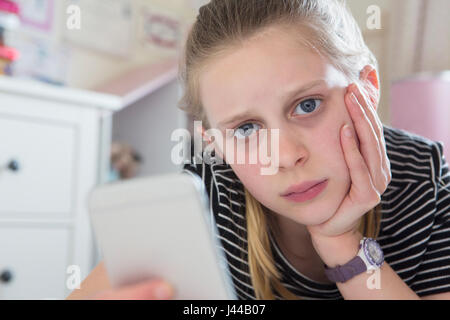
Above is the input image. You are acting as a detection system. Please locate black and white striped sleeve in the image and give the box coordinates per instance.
[433,142,450,230]
[414,141,450,297]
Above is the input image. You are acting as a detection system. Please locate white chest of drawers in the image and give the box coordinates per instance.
[0,58,181,299]
[0,76,120,299]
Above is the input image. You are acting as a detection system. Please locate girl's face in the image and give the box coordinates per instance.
[198,26,366,227]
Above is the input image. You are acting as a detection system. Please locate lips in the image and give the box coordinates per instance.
[281,179,328,196]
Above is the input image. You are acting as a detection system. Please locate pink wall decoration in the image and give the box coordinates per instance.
[391,72,450,162]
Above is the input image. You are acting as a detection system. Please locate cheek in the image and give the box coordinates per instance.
[316,116,351,180]
[229,164,269,198]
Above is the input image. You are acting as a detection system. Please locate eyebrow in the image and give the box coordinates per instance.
[217,79,326,128]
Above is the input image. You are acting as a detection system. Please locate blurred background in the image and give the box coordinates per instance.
[0,0,448,299]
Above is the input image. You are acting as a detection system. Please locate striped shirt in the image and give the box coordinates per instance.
[182,124,450,299]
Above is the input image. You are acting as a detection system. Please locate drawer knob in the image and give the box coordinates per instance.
[7,160,20,172]
[0,270,13,283]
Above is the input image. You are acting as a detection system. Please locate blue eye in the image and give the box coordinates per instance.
[232,98,322,140]
[233,123,261,139]
[294,98,322,115]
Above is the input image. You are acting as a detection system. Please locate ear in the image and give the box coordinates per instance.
[359,65,379,89]
[359,65,380,110]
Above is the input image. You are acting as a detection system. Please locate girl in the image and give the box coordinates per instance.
[67,0,450,300]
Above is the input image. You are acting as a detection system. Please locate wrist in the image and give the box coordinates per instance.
[311,229,364,268]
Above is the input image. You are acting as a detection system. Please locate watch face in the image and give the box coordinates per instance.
[365,239,384,266]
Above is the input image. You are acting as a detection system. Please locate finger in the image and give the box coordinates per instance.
[351,83,392,186]
[341,124,380,205]
[351,83,383,145]
[351,82,386,168]
[93,279,174,300]
[345,90,384,191]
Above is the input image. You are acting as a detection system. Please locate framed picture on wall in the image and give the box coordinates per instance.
[63,0,134,57]
[16,0,54,32]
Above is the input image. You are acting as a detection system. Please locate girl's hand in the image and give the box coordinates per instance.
[87,278,174,300]
[307,82,391,239]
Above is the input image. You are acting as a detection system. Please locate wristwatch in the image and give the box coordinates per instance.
[324,237,384,283]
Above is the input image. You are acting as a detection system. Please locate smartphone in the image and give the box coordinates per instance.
[88,171,237,300]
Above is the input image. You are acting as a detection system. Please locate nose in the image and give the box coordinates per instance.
[276,130,308,171]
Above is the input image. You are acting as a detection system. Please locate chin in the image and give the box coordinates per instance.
[290,205,337,226]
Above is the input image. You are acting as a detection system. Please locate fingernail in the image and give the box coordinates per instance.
[155,282,173,299]
[344,125,352,138]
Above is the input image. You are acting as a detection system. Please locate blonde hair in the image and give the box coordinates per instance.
[178,0,382,299]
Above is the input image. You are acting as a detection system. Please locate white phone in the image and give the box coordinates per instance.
[88,171,237,300]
